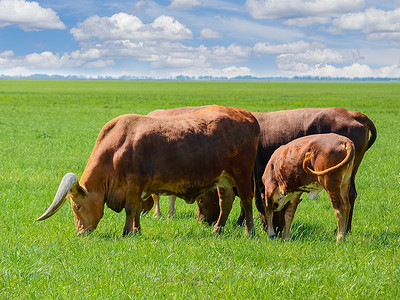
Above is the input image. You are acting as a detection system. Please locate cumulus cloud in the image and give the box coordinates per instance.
[276,61,400,78]
[277,49,348,66]
[267,44,369,77]
[98,41,251,68]
[0,0,65,31]
[169,0,200,10]
[200,28,222,39]
[328,7,400,41]
[0,50,17,67]
[246,0,364,24]
[70,13,193,43]
[0,50,116,71]
[0,40,251,72]
[303,63,374,77]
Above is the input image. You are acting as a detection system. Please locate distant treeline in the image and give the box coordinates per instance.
[1,74,400,81]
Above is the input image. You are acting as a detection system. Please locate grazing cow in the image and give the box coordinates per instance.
[37,105,260,236]
[262,134,355,242]
[199,108,376,235]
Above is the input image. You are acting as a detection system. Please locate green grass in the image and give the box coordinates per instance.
[0,80,399,299]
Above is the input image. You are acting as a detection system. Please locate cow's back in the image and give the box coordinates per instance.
[87,105,259,203]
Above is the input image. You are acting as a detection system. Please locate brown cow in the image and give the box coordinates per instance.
[198,108,376,235]
[37,105,260,236]
[262,133,355,243]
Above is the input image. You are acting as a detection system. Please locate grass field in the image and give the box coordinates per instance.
[0,80,399,299]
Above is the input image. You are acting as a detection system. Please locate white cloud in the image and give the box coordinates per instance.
[23,51,81,68]
[169,0,200,10]
[70,13,193,43]
[246,0,364,21]
[0,40,251,72]
[200,28,222,39]
[0,50,14,58]
[253,41,324,54]
[209,44,251,63]
[276,49,348,66]
[171,65,252,78]
[376,65,400,77]
[329,7,400,41]
[303,63,374,78]
[0,0,65,31]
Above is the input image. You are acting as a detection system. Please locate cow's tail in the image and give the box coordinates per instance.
[303,142,354,176]
[351,112,377,150]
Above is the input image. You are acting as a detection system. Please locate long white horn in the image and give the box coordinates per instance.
[37,173,78,221]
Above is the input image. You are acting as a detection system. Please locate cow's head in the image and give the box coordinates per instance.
[37,173,104,235]
[196,190,220,225]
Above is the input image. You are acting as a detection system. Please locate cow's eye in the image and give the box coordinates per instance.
[76,204,81,211]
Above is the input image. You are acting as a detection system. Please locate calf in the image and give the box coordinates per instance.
[262,133,355,243]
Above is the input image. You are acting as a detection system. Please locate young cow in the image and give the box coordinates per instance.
[261,133,355,243]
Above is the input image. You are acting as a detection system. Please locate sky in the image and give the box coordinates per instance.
[1,0,400,78]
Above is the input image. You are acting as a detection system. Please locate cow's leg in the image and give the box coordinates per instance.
[132,205,141,235]
[237,206,246,226]
[347,175,357,233]
[282,196,301,239]
[327,189,350,243]
[237,183,254,235]
[167,195,176,218]
[152,194,162,218]
[123,199,141,236]
[212,187,235,234]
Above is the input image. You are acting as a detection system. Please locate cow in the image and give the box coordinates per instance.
[261,133,355,243]
[36,105,260,236]
[198,108,376,235]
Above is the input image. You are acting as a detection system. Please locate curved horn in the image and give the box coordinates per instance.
[37,173,78,221]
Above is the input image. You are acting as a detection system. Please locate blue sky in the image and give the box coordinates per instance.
[1,0,400,78]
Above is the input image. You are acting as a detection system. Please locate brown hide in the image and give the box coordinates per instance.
[262,133,355,242]
[144,106,215,220]
[43,105,260,235]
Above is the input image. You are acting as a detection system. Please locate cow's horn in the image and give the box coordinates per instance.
[37,173,78,221]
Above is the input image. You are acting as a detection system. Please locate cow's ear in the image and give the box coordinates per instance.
[70,183,88,197]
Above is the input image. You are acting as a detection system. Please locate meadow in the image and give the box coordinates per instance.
[0,80,399,299]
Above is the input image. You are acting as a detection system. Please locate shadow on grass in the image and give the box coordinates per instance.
[279,221,336,242]
[355,229,400,246]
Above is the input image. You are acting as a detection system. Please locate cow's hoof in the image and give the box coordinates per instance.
[122,230,132,237]
[211,227,224,235]
[268,234,276,240]
[244,228,255,236]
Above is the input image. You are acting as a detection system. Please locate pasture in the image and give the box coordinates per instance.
[0,80,399,299]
